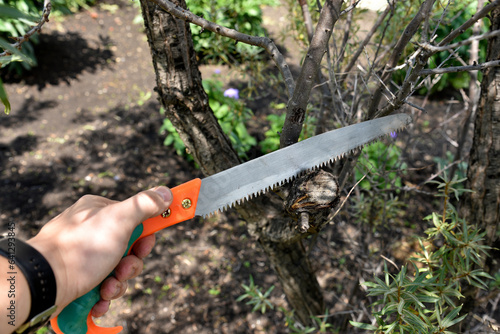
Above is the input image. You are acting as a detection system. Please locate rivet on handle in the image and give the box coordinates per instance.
[161,209,171,218]
[181,198,192,209]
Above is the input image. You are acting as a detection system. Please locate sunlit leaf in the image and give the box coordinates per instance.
[0,38,34,65]
[0,4,38,23]
[0,78,10,114]
[349,321,378,330]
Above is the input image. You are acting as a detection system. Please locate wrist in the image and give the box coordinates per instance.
[0,238,57,333]
[27,237,69,314]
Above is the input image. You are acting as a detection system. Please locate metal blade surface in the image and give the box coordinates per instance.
[195,113,412,217]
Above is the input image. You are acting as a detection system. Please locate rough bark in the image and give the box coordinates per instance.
[280,0,343,148]
[139,0,332,325]
[465,7,500,275]
[139,0,239,176]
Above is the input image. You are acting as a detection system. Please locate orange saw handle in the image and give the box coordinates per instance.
[50,179,202,334]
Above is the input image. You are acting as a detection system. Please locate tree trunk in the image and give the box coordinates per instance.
[139,0,326,325]
[465,7,500,275]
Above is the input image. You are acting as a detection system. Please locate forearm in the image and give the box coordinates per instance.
[0,186,170,333]
[0,256,30,334]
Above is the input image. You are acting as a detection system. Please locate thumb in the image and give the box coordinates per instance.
[111,186,173,231]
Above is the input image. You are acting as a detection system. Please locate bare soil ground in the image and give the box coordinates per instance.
[1,0,498,333]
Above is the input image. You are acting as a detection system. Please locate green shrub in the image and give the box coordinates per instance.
[351,176,493,333]
[0,0,95,72]
[185,0,279,64]
[237,275,335,333]
[260,105,317,154]
[351,139,408,229]
[160,78,256,160]
[236,275,275,314]
[355,140,405,191]
[381,1,489,95]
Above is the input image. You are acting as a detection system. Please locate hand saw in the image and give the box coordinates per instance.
[50,113,411,334]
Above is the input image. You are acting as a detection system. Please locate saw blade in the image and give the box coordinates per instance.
[195,113,411,217]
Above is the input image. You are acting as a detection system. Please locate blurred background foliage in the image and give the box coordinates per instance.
[185,0,279,65]
[0,0,95,113]
[379,0,489,95]
[0,0,96,72]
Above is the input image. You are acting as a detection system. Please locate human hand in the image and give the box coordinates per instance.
[27,186,173,318]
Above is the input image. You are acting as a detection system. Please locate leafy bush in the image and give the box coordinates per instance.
[382,0,489,94]
[160,78,256,160]
[351,139,407,229]
[0,0,95,112]
[351,176,493,333]
[185,0,279,64]
[0,0,95,72]
[236,275,275,314]
[355,140,405,191]
[236,177,494,333]
[260,103,317,154]
[237,275,334,333]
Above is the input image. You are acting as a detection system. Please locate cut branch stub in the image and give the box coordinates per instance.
[284,170,339,233]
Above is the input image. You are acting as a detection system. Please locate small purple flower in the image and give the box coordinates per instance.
[390,131,397,139]
[214,68,221,74]
[224,88,239,100]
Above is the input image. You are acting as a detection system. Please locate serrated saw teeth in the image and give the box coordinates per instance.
[193,114,412,218]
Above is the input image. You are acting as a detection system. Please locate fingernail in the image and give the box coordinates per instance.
[112,282,122,298]
[153,186,173,203]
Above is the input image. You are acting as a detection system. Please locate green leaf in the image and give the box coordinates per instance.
[0,4,38,23]
[0,78,10,114]
[401,308,428,332]
[401,291,425,309]
[349,321,378,330]
[0,38,34,65]
[384,321,398,334]
[397,298,405,315]
[441,305,467,328]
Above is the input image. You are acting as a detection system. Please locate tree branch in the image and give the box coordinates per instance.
[339,3,392,82]
[367,0,436,118]
[149,0,295,97]
[0,0,52,58]
[420,29,500,53]
[280,0,344,148]
[337,0,356,69]
[339,0,360,16]
[438,0,500,46]
[372,1,499,118]
[298,0,314,42]
[419,59,500,75]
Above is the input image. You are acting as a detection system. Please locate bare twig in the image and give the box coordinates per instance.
[405,99,426,112]
[150,0,295,97]
[429,0,452,43]
[438,0,500,46]
[332,170,369,219]
[0,0,52,58]
[419,29,500,53]
[299,0,314,42]
[339,3,392,83]
[337,0,356,69]
[419,59,500,75]
[367,0,436,118]
[339,0,360,16]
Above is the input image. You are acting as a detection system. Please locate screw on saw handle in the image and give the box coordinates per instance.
[50,179,202,334]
